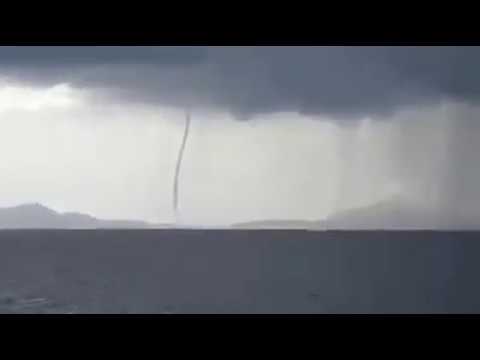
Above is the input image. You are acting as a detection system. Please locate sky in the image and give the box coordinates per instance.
[0,46,479,226]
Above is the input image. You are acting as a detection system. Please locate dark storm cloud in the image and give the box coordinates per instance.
[0,46,207,66]
[1,46,480,119]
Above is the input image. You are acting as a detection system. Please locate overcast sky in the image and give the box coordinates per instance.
[0,46,479,226]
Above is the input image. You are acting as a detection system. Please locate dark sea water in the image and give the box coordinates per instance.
[0,230,479,314]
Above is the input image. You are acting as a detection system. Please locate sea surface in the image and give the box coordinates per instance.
[0,229,479,314]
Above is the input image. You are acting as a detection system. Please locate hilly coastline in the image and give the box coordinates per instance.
[0,203,168,229]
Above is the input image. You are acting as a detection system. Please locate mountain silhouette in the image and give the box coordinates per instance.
[0,203,166,229]
[232,196,480,230]
[326,196,480,230]
[325,197,437,230]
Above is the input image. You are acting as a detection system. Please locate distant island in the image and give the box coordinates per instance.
[232,219,326,230]
[232,196,480,230]
[0,203,170,229]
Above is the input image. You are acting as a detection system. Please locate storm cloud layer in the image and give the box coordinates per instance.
[2,46,480,119]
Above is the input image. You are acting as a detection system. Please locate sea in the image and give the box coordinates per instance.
[0,229,479,314]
